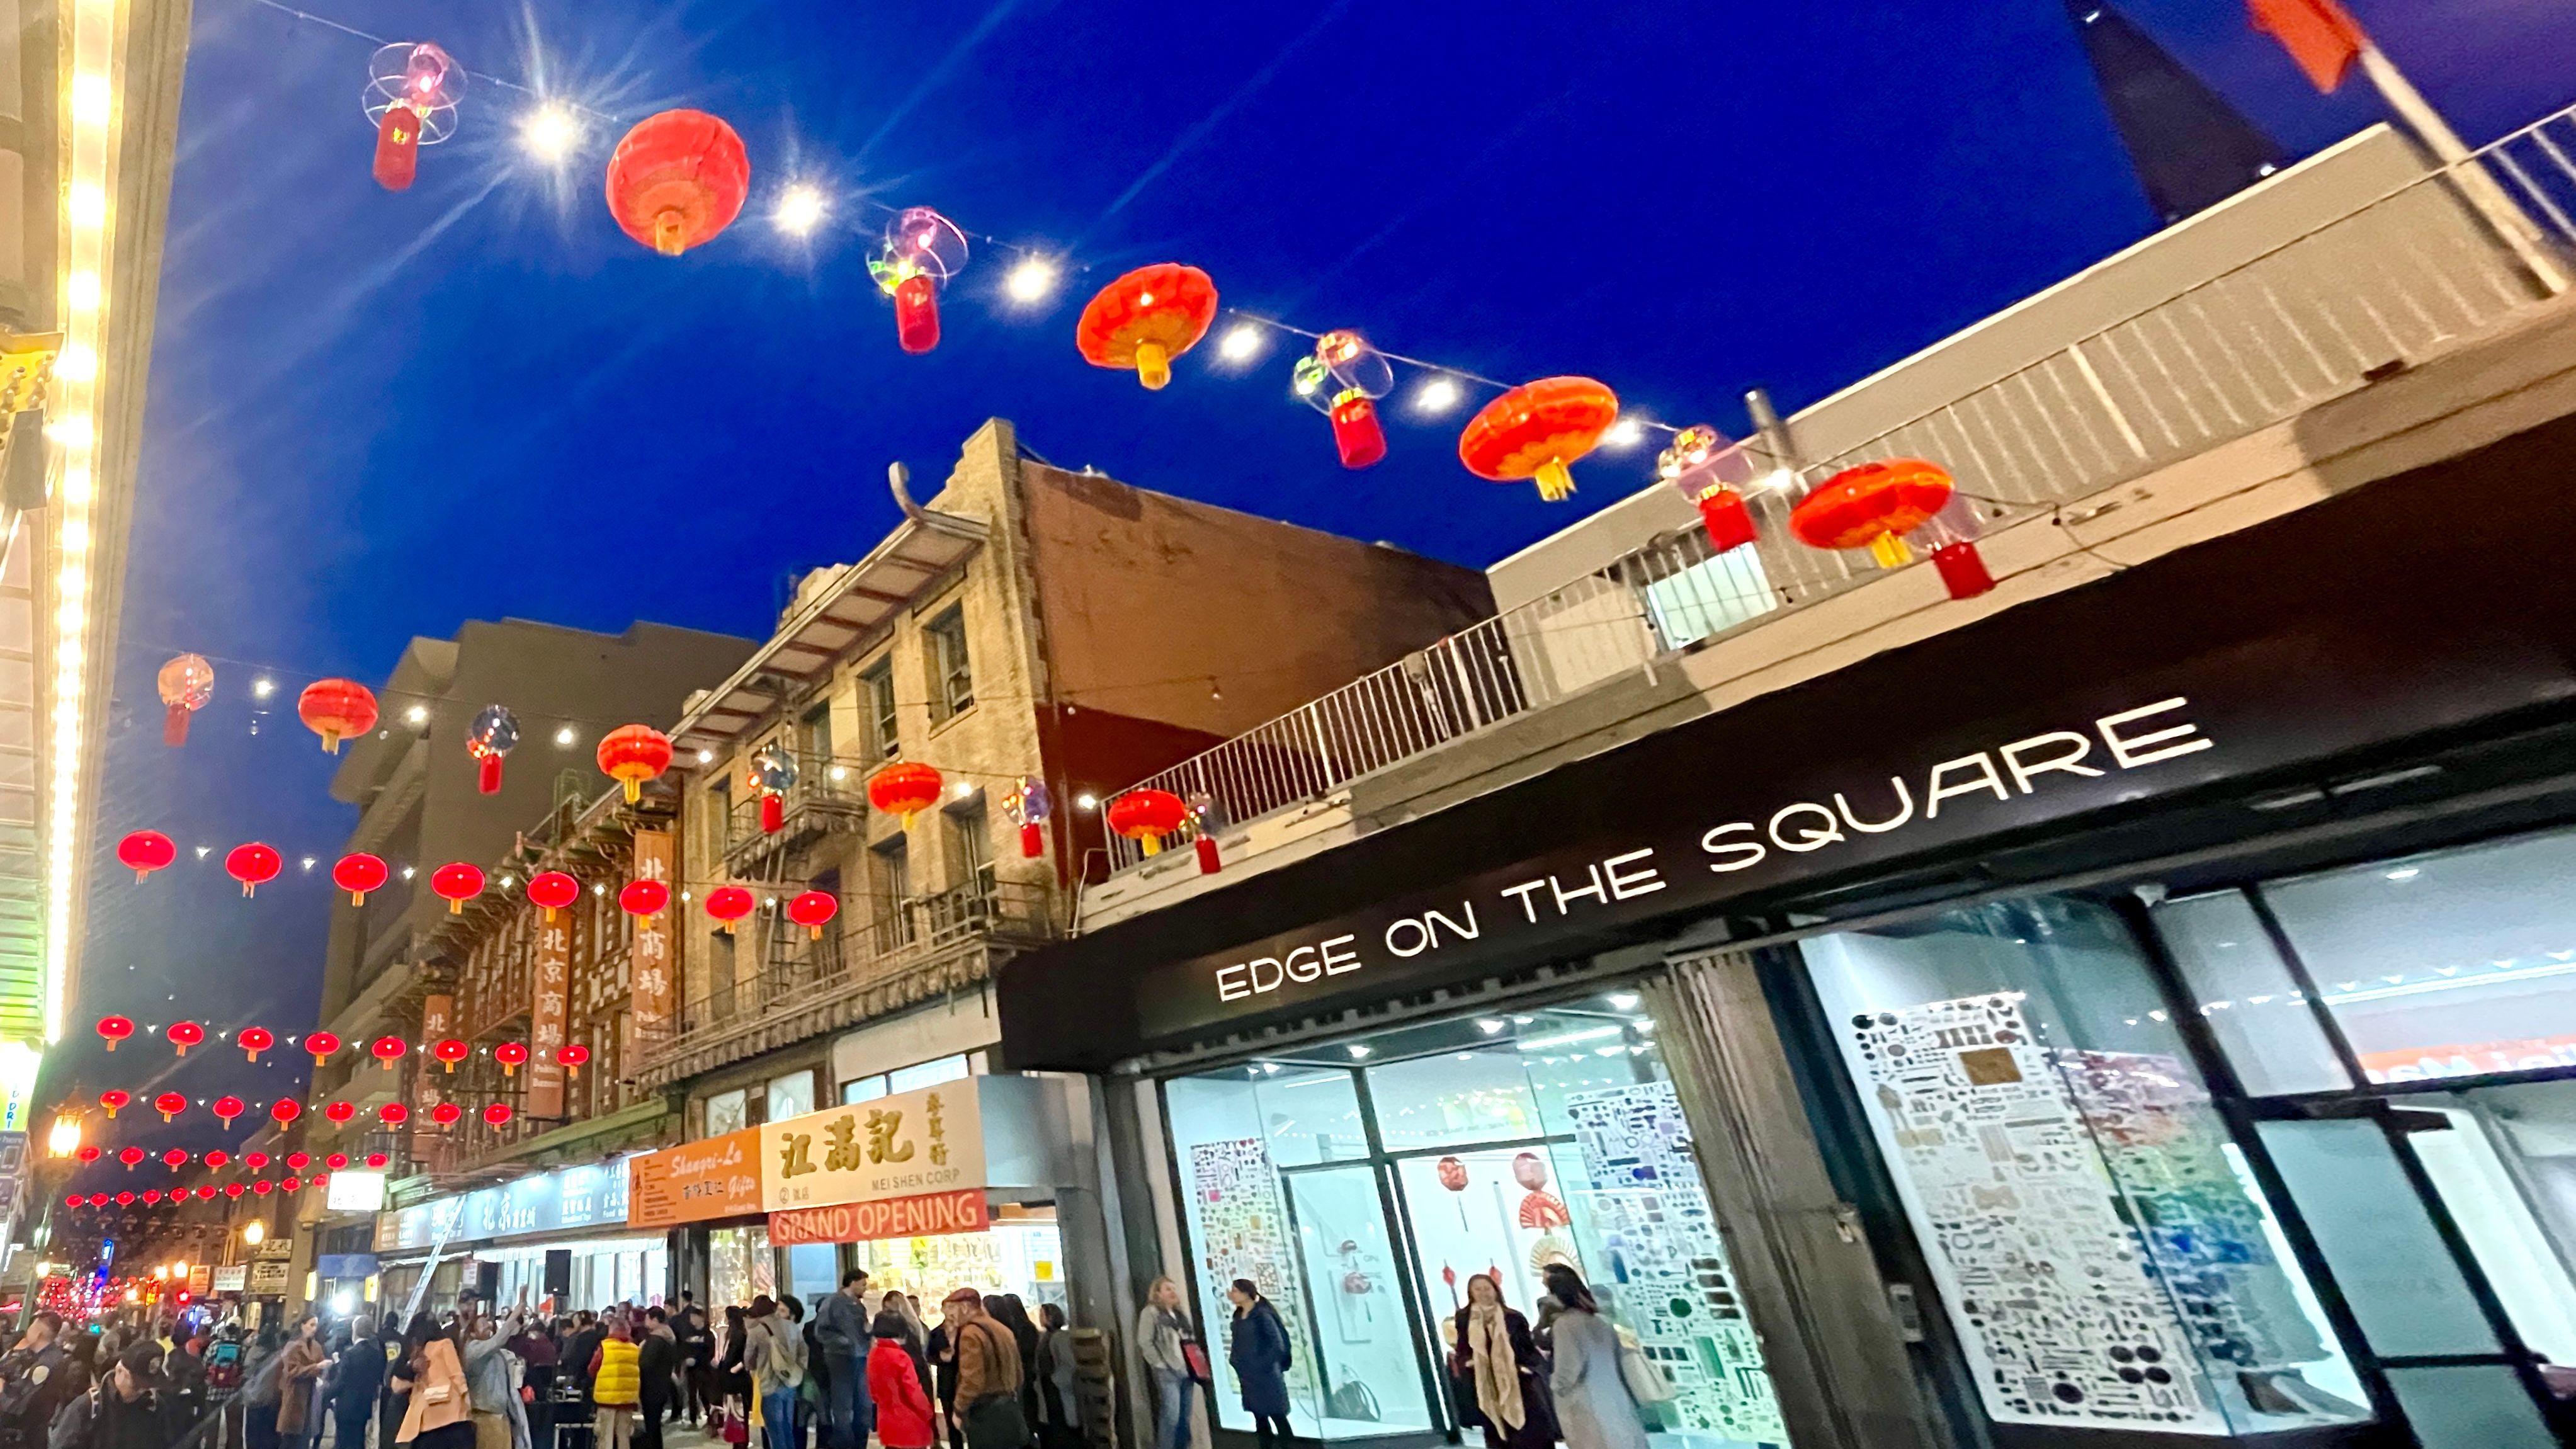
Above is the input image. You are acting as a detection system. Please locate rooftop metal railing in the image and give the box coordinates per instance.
[1098,103,2576,876]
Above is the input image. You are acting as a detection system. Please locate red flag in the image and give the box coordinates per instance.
[2248,0,2370,93]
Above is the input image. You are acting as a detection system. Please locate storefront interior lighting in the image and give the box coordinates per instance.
[1518,1024,1621,1052]
[1344,1043,1370,1059]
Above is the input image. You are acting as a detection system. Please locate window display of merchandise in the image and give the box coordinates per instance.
[1163,998,1790,1448]
[710,1224,776,1309]
[844,1210,1067,1312]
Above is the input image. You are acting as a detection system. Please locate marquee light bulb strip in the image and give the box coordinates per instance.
[47,0,125,1042]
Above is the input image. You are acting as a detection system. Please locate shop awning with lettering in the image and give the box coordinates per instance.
[755,1075,1063,1225]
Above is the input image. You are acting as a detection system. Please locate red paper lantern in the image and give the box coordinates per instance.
[482,1103,513,1127]
[225,843,281,897]
[306,1031,342,1065]
[157,654,213,746]
[166,1021,203,1056]
[1458,377,1621,503]
[371,1036,407,1071]
[204,1151,230,1169]
[866,762,943,828]
[76,1145,99,1164]
[98,1015,133,1051]
[1788,458,1956,568]
[212,1095,244,1126]
[285,1152,310,1171]
[252,1179,273,1196]
[1196,833,1222,875]
[604,110,750,257]
[555,1043,591,1078]
[283,1175,302,1192]
[327,1152,351,1169]
[1299,331,1395,469]
[116,831,176,883]
[194,1185,215,1200]
[378,1103,409,1127]
[237,1026,274,1062]
[87,1193,106,1207]
[153,1093,186,1123]
[244,1151,269,1170]
[431,862,484,914]
[1075,263,1219,390]
[1106,789,1189,856]
[494,1042,530,1077]
[365,1152,388,1169]
[527,871,580,922]
[269,1099,301,1125]
[333,853,390,907]
[142,1189,161,1204]
[160,1149,187,1171]
[467,705,518,793]
[298,679,378,753]
[429,1103,461,1128]
[597,725,674,804]
[433,1038,470,1072]
[63,1195,79,1209]
[324,1101,356,1125]
[223,1183,244,1200]
[118,1147,143,1171]
[99,1089,128,1118]
[114,1191,133,1205]
[1931,541,1996,601]
[619,879,669,926]
[788,890,838,940]
[703,885,755,934]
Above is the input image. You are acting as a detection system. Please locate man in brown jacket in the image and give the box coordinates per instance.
[938,1292,1021,1449]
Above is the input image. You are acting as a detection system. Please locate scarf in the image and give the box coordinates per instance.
[1465,1304,1523,1432]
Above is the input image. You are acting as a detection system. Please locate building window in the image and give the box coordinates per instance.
[766,1070,815,1123]
[708,930,737,1021]
[703,1089,748,1136]
[843,1052,974,1105]
[861,661,898,762]
[926,606,973,722]
[802,701,834,764]
[873,837,912,946]
[706,775,732,855]
[949,799,994,897]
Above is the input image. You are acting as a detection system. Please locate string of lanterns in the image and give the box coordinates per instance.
[64,1177,331,1210]
[91,1020,590,1077]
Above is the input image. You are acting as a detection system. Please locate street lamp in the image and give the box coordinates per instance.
[241,1220,264,1246]
[47,1113,79,1158]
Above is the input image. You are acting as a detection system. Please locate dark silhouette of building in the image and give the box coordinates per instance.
[2070,0,2291,224]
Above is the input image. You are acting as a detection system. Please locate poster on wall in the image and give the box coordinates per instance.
[1851,994,2223,1429]
[1187,1138,1320,1418]
[1560,1082,1789,1445]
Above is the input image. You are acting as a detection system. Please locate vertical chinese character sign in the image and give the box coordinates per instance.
[420,993,455,1171]
[631,829,674,1047]
[529,901,571,1118]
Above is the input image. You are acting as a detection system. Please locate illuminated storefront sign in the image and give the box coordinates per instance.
[378,1157,633,1251]
[758,1078,987,1212]
[627,1127,761,1228]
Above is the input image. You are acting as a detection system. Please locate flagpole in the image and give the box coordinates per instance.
[2354,45,2567,294]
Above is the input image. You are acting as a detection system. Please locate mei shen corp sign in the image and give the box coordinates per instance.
[1171,696,2220,1031]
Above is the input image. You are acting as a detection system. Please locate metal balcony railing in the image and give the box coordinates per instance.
[683,878,1052,1034]
[1099,103,2576,874]
[721,752,868,867]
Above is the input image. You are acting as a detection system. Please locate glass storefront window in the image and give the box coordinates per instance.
[1804,896,2369,1437]
[710,1224,774,1309]
[1163,994,1789,1448]
[844,1213,1068,1314]
[2260,830,2576,1083]
[2154,891,2351,1095]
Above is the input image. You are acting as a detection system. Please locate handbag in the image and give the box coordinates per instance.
[720,1409,749,1445]
[1177,1342,1212,1385]
[1613,1326,1677,1405]
[963,1393,1028,1449]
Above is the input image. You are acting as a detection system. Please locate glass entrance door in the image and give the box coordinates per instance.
[1280,1164,1436,1437]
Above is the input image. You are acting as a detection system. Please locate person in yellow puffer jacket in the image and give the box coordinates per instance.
[589,1319,643,1449]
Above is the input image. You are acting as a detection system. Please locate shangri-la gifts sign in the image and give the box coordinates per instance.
[759,1079,985,1212]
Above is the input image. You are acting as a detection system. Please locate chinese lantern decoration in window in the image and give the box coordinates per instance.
[749,744,797,832]
[704,885,754,934]
[1001,776,1050,859]
[870,207,968,354]
[332,853,390,907]
[153,1093,185,1123]
[297,678,379,753]
[467,705,518,795]
[494,1042,529,1077]
[361,42,465,192]
[598,724,674,804]
[157,654,213,746]
[1659,424,1760,554]
[1077,263,1219,390]
[620,878,669,929]
[166,1021,203,1055]
[99,1089,127,1118]
[1295,331,1395,469]
[483,1103,513,1128]
[160,1149,187,1171]
[788,890,837,940]
[205,1150,230,1169]
[270,1099,301,1127]
[555,1043,591,1079]
[429,1103,461,1129]
[225,843,281,897]
[1458,377,1621,502]
[371,1037,407,1072]
[118,1147,142,1171]
[528,871,580,922]
[431,861,485,914]
[1189,791,1222,875]
[1788,457,1992,599]
[237,1026,273,1062]
[867,761,942,829]
[605,109,750,257]
[433,1038,470,1073]
[97,1015,132,1052]
[1106,788,1189,856]
[305,1031,342,1067]
[377,1104,409,1127]
[117,830,176,883]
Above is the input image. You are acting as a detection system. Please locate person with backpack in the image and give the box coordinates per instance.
[1223,1282,1291,1449]
[940,1292,1021,1449]
[1541,1266,1646,1449]
[49,1344,176,1449]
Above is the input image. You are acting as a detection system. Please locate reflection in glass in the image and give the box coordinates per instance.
[2154,891,2351,1095]
[2392,1085,2576,1364]
[2254,1119,2497,1359]
[1807,897,2368,1435]
[2381,1365,2558,1449]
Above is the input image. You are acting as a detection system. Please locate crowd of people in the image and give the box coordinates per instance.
[1135,1264,1650,1449]
[0,1272,1089,1449]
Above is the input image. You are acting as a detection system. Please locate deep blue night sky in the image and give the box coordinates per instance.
[47,0,2576,1186]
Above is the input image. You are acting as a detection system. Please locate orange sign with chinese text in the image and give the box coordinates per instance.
[628,1127,763,1228]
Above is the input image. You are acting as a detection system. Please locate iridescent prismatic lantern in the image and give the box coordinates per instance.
[361,42,464,192]
[1297,331,1394,469]
[157,655,212,746]
[1659,424,1759,554]
[467,705,519,795]
[1001,775,1051,859]
[749,744,797,832]
[870,207,969,354]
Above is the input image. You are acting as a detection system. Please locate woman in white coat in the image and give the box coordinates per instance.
[1543,1265,1648,1449]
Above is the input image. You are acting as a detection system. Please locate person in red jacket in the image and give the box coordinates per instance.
[866,1311,937,1449]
